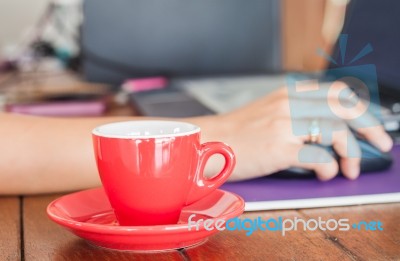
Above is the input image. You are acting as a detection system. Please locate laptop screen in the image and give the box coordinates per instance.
[82,0,281,85]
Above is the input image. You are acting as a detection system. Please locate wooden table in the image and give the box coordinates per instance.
[1,195,399,261]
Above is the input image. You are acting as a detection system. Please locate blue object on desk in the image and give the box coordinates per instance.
[277,137,393,179]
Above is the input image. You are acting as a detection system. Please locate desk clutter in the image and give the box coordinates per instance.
[0,1,110,117]
[0,70,110,117]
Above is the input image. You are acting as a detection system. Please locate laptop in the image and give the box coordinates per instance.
[81,0,400,140]
[127,0,400,143]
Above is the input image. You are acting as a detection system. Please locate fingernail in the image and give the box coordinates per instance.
[379,135,393,152]
[318,175,332,182]
[348,165,360,180]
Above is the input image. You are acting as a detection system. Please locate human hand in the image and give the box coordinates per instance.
[199,81,393,181]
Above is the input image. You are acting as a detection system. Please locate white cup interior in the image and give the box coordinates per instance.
[92,120,200,139]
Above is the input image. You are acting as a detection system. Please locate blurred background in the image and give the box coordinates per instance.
[0,0,342,72]
[0,0,398,141]
[0,0,346,114]
[0,0,48,51]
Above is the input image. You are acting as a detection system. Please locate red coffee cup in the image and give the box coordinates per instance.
[92,120,235,226]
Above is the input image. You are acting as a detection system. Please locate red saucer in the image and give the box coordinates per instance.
[47,188,244,251]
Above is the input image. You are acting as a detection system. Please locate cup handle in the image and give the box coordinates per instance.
[185,142,236,205]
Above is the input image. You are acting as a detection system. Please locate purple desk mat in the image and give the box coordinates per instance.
[222,145,400,210]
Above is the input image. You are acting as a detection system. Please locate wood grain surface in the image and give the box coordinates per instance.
[0,197,21,261]
[186,205,400,260]
[20,193,400,261]
[185,210,351,261]
[300,204,400,261]
[22,194,183,261]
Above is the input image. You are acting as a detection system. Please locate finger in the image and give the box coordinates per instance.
[292,118,347,145]
[293,119,361,179]
[286,80,393,152]
[276,83,361,119]
[288,143,339,181]
[287,86,369,120]
[359,126,393,152]
[331,129,361,180]
[288,80,373,122]
[324,83,393,151]
[347,116,393,152]
[327,97,393,151]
